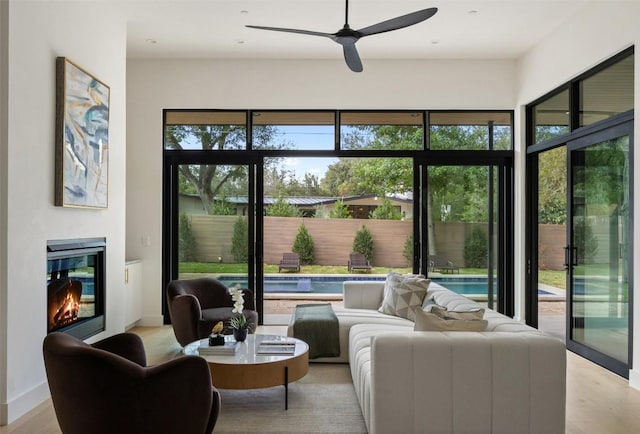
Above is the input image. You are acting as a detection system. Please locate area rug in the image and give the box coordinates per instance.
[213,363,367,433]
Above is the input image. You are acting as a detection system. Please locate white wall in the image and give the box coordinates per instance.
[126,57,518,328]
[515,2,640,387]
[0,0,9,425]
[0,1,128,424]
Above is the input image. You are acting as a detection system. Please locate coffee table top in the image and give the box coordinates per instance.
[185,334,309,392]
[184,334,309,365]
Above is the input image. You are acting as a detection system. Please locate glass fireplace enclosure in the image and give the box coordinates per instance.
[47,238,106,339]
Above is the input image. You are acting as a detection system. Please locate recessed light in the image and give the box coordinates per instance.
[240,10,249,15]
[145,38,157,44]
[468,10,478,15]
[236,40,245,45]
[431,40,440,45]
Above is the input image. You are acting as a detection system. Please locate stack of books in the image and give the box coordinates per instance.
[257,338,296,355]
[198,341,238,356]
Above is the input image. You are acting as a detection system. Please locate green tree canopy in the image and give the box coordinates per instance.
[167,124,284,213]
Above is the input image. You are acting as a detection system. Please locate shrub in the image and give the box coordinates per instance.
[352,225,374,263]
[464,226,487,268]
[403,233,414,266]
[574,217,598,264]
[329,199,352,218]
[210,195,236,215]
[178,213,197,262]
[292,223,314,264]
[231,216,248,263]
[266,196,300,217]
[369,197,402,220]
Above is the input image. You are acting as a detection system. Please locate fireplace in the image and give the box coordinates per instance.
[47,238,106,339]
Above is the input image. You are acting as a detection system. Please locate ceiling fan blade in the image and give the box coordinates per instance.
[246,25,334,40]
[343,42,363,73]
[357,7,438,37]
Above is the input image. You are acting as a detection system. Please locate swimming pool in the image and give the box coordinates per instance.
[216,275,552,296]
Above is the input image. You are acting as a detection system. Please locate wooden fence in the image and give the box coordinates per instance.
[186,215,571,270]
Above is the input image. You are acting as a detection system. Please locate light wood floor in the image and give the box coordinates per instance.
[3,325,640,433]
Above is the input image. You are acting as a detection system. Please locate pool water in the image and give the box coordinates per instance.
[217,276,552,296]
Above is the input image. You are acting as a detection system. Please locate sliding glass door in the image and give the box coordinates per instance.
[566,120,632,377]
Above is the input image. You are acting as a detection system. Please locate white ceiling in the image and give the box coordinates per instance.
[125,0,592,62]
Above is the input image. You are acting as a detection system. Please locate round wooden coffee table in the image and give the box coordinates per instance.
[184,334,309,409]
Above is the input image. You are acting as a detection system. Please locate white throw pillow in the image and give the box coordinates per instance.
[378,271,430,321]
[413,306,488,331]
[429,305,485,319]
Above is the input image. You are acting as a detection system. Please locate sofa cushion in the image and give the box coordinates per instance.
[378,272,430,321]
[427,287,486,312]
[413,307,488,331]
[287,307,412,363]
[430,305,485,319]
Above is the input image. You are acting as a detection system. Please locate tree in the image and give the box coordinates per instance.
[321,159,357,196]
[329,199,352,218]
[352,157,413,196]
[266,196,300,217]
[538,147,566,224]
[231,217,248,263]
[292,223,314,264]
[352,225,374,263]
[166,124,284,213]
[369,197,402,220]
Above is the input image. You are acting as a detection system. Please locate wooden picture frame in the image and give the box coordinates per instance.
[55,57,110,208]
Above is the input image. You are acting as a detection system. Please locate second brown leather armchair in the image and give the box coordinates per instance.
[167,277,259,347]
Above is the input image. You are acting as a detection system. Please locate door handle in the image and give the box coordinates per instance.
[564,246,578,269]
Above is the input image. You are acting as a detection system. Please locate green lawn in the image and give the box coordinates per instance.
[179,262,569,290]
[179,262,411,275]
[538,269,566,289]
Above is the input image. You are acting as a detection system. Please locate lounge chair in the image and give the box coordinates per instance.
[429,255,460,274]
[279,252,301,273]
[348,253,372,273]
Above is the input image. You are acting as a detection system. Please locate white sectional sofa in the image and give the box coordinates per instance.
[288,280,566,434]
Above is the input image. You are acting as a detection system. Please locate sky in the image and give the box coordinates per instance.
[272,125,338,180]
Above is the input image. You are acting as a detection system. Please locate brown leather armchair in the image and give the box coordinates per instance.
[166,277,259,347]
[43,331,220,434]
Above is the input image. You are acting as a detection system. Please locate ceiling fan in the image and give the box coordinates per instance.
[246,1,438,73]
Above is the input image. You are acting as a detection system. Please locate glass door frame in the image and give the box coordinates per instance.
[418,155,514,314]
[162,152,259,323]
[565,118,634,377]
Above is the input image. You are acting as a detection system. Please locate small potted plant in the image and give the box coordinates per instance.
[229,285,252,342]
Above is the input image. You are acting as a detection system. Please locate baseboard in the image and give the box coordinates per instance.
[138,314,164,327]
[629,368,640,390]
[1,381,50,425]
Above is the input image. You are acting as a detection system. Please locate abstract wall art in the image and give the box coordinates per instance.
[55,57,110,208]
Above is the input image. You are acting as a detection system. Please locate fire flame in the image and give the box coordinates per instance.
[49,280,81,330]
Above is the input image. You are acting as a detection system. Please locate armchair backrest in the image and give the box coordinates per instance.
[43,332,218,434]
[167,278,256,310]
